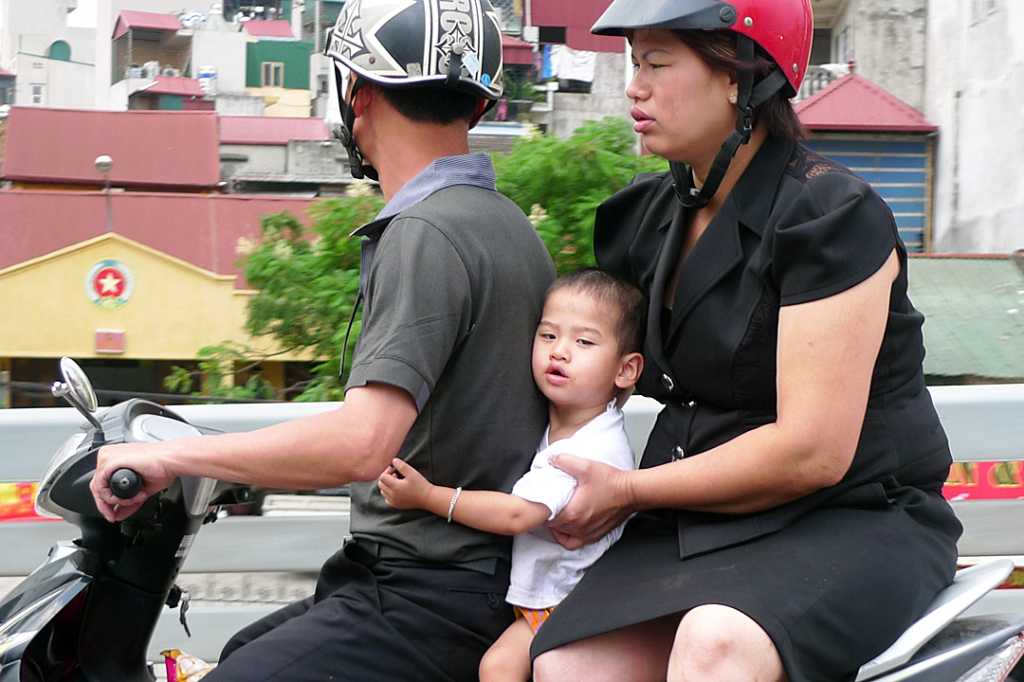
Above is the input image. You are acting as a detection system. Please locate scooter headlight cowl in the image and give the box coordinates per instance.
[34,432,90,519]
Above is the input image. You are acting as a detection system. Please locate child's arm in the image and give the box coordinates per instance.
[378,458,551,535]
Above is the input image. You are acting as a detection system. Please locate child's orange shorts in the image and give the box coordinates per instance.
[513,605,556,634]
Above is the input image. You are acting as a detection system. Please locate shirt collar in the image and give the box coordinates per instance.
[378,153,497,221]
[724,135,795,237]
[351,153,496,239]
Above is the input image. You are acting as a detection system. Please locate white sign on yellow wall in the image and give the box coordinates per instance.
[0,233,297,361]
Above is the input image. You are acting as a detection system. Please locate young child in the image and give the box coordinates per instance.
[378,267,646,682]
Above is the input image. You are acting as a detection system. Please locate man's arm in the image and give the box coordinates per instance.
[379,458,551,535]
[91,383,418,522]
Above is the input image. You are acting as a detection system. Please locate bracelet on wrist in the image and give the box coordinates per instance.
[447,487,463,523]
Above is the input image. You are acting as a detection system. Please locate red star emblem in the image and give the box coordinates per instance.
[93,267,126,298]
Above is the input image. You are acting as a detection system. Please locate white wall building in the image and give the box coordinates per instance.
[925,0,1024,253]
[1,0,97,108]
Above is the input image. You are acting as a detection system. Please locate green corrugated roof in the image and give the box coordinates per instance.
[908,256,1024,380]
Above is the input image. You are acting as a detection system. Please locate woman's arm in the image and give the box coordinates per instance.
[379,458,551,535]
[549,250,900,546]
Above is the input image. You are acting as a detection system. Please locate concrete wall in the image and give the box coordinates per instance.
[286,139,348,176]
[13,52,94,108]
[214,93,266,116]
[1,0,96,107]
[545,51,632,139]
[220,144,288,177]
[1,0,93,69]
[191,28,248,95]
[925,0,1024,253]
[833,0,928,111]
[220,140,349,180]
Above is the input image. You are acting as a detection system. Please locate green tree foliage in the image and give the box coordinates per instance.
[169,118,665,401]
[165,187,384,402]
[495,117,667,274]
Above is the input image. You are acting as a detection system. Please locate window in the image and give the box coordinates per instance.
[261,62,283,88]
[32,85,43,105]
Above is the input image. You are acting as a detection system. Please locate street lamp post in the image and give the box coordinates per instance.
[94,155,113,233]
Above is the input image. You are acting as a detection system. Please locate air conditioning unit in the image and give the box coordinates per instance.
[142,61,160,79]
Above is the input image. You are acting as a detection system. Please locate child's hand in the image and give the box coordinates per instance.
[378,458,433,510]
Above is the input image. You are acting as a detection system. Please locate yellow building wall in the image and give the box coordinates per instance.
[0,233,305,362]
[246,86,312,117]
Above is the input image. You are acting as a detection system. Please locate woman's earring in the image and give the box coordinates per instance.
[729,93,738,105]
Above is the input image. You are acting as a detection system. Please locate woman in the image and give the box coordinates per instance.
[530,2,962,681]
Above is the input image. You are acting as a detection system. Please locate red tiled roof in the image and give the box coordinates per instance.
[142,75,206,97]
[113,10,183,40]
[502,33,534,66]
[0,107,221,188]
[794,74,938,133]
[220,116,329,145]
[242,20,295,38]
[0,191,315,286]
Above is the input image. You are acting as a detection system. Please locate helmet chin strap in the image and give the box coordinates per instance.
[333,71,379,182]
[670,36,788,209]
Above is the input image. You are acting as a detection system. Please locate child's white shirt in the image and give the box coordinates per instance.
[505,402,636,610]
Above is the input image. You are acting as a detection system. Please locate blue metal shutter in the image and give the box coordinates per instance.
[802,137,932,253]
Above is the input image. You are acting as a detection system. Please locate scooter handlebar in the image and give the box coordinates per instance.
[109,468,143,500]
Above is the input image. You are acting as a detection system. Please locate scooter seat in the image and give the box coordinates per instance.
[855,558,1015,681]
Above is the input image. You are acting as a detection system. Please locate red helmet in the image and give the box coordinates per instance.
[592,0,813,97]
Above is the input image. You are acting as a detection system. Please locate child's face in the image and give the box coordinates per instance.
[532,288,627,411]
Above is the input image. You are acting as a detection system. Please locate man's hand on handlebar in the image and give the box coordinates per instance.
[90,443,177,523]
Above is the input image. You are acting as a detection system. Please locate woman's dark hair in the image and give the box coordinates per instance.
[548,268,648,355]
[672,29,807,143]
[374,83,480,125]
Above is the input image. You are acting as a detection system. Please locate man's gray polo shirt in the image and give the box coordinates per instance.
[346,154,556,564]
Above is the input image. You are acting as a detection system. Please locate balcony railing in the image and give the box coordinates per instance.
[794,63,852,103]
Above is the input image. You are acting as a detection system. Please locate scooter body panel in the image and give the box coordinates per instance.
[0,544,93,682]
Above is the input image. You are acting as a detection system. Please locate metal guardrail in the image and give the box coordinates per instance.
[1,387,1022,661]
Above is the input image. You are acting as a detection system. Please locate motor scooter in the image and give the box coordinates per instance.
[0,358,1022,681]
[0,358,252,681]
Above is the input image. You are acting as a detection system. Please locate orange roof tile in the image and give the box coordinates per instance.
[0,107,221,189]
[794,74,937,132]
[0,190,315,287]
[502,33,534,66]
[242,20,295,38]
[113,10,184,39]
[142,75,206,97]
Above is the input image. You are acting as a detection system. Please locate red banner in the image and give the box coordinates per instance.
[0,482,53,521]
[944,461,1024,501]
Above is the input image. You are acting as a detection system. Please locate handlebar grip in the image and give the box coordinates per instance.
[109,468,143,500]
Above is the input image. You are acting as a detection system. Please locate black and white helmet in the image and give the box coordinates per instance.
[326,0,505,179]
[326,0,504,99]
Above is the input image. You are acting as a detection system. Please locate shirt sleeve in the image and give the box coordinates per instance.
[511,416,636,520]
[346,216,472,411]
[510,461,578,521]
[772,171,898,307]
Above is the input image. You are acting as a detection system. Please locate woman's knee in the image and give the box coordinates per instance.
[532,647,579,682]
[669,605,785,682]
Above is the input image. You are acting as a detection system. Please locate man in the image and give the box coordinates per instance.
[90,1,555,680]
